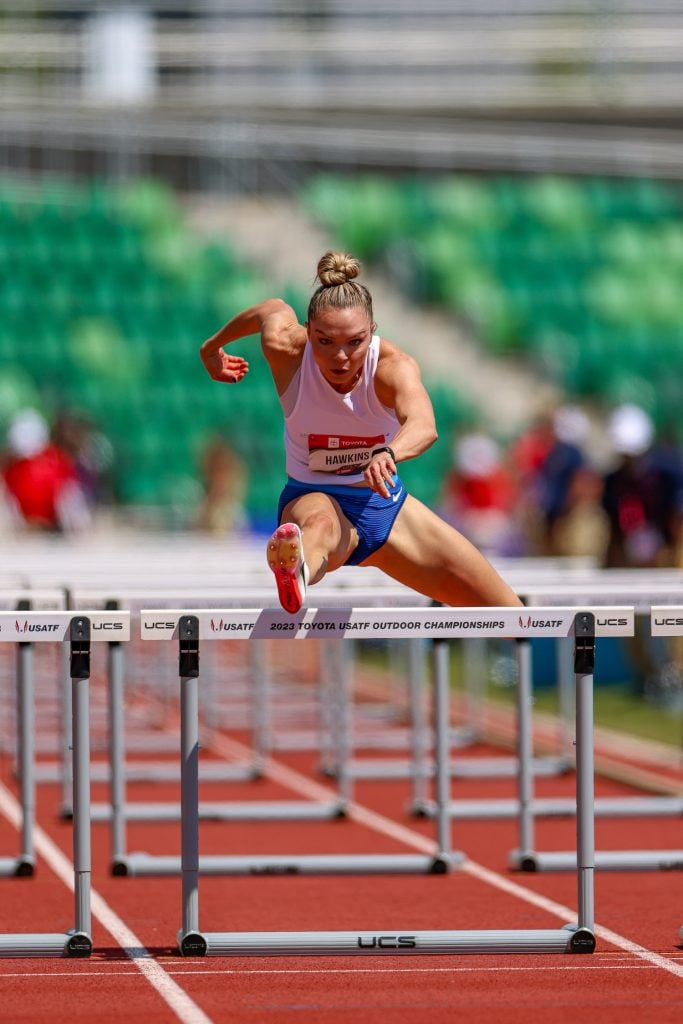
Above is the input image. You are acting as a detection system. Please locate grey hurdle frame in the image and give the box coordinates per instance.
[140,604,633,957]
[97,586,438,876]
[0,591,66,875]
[0,611,130,958]
[506,596,683,873]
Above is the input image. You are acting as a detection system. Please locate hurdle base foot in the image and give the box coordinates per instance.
[179,931,208,957]
[14,858,34,877]
[429,856,452,875]
[565,925,596,953]
[66,931,92,958]
[409,801,431,819]
[509,849,539,872]
[111,859,129,877]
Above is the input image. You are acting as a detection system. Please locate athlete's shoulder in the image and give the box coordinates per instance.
[376,337,421,380]
[261,301,307,359]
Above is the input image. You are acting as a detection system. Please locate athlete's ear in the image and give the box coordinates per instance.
[371,321,378,333]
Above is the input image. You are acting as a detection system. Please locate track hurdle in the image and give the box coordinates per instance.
[71,585,438,874]
[131,605,463,880]
[411,607,636,825]
[0,610,130,958]
[506,605,680,875]
[0,592,66,877]
[503,593,682,872]
[142,605,632,957]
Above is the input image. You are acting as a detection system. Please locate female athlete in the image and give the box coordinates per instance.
[200,251,522,613]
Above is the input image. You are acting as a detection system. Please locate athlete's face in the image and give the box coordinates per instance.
[307,306,375,391]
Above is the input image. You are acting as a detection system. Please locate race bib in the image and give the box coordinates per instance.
[308,433,386,475]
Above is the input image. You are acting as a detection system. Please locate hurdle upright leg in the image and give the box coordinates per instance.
[574,614,596,937]
[177,616,205,955]
[59,643,73,818]
[331,638,352,810]
[70,617,93,953]
[556,637,576,763]
[432,638,452,865]
[16,637,35,875]
[0,602,37,879]
[408,638,429,809]
[107,634,127,869]
[515,638,536,865]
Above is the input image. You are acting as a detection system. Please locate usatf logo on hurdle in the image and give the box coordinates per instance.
[518,615,564,629]
[0,611,130,642]
[210,618,257,634]
[15,619,60,634]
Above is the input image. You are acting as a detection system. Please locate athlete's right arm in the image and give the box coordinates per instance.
[199,299,302,384]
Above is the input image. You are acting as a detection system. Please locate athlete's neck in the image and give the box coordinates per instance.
[329,367,363,394]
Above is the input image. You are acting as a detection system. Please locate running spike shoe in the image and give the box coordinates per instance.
[266,522,309,614]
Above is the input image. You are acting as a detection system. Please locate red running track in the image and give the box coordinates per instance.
[0,675,682,1024]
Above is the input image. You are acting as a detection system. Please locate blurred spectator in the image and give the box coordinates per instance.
[508,409,558,554]
[195,436,248,535]
[602,403,683,568]
[509,404,598,556]
[439,430,521,555]
[601,404,683,698]
[1,408,91,532]
[53,409,115,510]
[550,464,609,560]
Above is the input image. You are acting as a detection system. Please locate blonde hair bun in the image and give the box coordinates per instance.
[317,251,360,287]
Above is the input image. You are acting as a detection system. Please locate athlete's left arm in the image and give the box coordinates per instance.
[365,345,438,496]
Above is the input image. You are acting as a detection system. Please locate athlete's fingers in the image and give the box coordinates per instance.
[218,353,249,383]
[366,452,395,498]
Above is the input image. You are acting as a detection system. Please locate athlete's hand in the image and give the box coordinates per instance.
[200,348,249,384]
[365,451,396,498]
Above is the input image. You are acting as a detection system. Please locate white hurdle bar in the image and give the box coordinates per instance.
[0,611,130,958]
[141,605,634,957]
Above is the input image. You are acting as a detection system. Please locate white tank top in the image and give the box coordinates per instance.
[280,335,399,485]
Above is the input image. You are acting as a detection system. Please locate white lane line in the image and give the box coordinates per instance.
[461,860,683,980]
[209,733,683,981]
[0,782,215,1024]
[0,963,673,979]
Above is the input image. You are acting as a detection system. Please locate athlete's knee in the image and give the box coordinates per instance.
[299,508,341,545]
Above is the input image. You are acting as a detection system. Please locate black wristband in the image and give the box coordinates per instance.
[371,446,396,462]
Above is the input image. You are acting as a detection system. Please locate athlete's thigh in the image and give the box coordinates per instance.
[281,490,359,571]
[364,494,520,606]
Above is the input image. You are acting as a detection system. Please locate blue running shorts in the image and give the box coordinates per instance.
[277,475,408,565]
